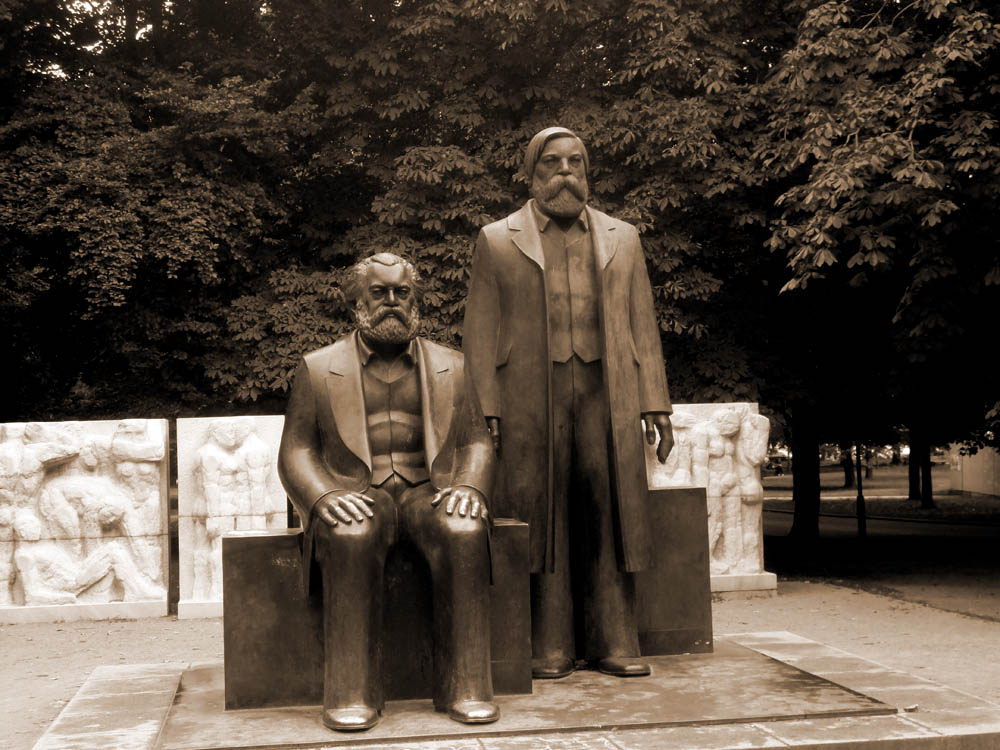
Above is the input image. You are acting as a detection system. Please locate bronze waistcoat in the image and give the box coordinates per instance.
[361,353,429,488]
[539,213,602,363]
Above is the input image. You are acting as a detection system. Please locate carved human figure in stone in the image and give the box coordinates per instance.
[279,253,497,731]
[0,423,79,606]
[234,417,273,530]
[109,420,166,583]
[112,420,165,535]
[661,411,697,486]
[705,407,744,574]
[13,507,163,605]
[194,420,244,601]
[462,127,673,680]
[734,411,770,574]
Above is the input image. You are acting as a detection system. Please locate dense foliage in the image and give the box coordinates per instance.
[3,0,998,479]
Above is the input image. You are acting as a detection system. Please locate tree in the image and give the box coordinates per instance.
[754,0,1000,531]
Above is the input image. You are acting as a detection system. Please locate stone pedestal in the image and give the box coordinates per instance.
[222,519,531,709]
[635,487,714,654]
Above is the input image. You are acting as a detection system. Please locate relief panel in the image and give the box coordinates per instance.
[176,416,287,616]
[646,403,770,577]
[0,419,169,622]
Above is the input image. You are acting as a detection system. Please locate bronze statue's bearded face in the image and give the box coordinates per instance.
[530,135,589,219]
[354,260,420,345]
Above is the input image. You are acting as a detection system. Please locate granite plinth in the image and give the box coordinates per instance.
[37,632,1000,750]
[635,487,714,655]
[222,519,531,709]
[176,600,223,619]
[710,571,778,598]
[1,599,168,624]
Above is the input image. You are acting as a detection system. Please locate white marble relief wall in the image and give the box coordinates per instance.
[0,419,169,623]
[646,403,771,582]
[176,416,287,617]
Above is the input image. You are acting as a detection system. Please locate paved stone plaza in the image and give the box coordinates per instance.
[31,632,1000,749]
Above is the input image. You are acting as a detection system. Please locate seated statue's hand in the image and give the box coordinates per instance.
[314,492,375,527]
[431,486,488,520]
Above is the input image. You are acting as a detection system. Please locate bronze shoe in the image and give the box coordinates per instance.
[447,699,500,724]
[322,705,380,731]
[531,655,576,679]
[596,656,651,677]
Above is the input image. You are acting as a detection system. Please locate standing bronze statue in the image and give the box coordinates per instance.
[278,253,499,731]
[463,127,674,679]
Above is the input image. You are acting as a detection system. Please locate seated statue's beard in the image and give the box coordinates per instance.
[356,306,420,345]
[531,174,589,218]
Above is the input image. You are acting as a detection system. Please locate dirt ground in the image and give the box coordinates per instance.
[5,577,1000,750]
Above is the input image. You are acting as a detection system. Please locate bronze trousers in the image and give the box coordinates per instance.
[312,480,492,712]
[532,356,641,661]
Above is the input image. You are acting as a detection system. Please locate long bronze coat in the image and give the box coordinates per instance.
[277,331,496,590]
[462,200,671,573]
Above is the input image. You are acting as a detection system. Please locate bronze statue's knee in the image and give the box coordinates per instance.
[439,514,488,545]
[312,519,380,550]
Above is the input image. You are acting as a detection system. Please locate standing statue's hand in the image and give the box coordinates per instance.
[485,417,501,454]
[431,486,488,520]
[313,492,375,527]
[642,412,675,463]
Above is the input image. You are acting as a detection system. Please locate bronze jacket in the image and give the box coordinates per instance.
[462,200,671,573]
[278,331,496,590]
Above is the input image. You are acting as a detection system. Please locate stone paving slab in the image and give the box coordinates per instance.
[31,633,1000,750]
[32,662,183,750]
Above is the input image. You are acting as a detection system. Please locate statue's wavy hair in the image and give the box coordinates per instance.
[343,252,423,305]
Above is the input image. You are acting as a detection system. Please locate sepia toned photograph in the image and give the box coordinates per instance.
[2,2,999,749]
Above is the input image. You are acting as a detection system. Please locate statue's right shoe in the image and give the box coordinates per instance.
[531,655,576,679]
[322,705,380,732]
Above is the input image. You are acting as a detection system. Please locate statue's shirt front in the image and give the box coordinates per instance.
[357,336,428,494]
[533,202,601,363]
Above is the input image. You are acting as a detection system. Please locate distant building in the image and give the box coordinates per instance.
[948,445,1000,498]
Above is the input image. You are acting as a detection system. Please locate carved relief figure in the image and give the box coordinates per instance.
[647,404,771,576]
[657,411,697,486]
[233,417,274,530]
[463,127,674,680]
[278,253,497,731]
[13,505,163,606]
[186,417,282,602]
[193,421,243,601]
[735,411,770,573]
[0,423,80,605]
[1,420,167,609]
[706,407,744,573]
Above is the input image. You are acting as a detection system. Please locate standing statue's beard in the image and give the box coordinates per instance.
[356,304,421,345]
[531,174,589,218]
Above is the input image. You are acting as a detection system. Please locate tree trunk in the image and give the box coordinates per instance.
[122,0,138,61]
[855,441,867,538]
[840,441,854,488]
[789,407,820,540]
[920,444,936,509]
[908,431,922,500]
[150,0,164,62]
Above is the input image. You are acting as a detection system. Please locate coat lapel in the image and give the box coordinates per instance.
[325,332,371,471]
[587,206,618,270]
[416,339,454,470]
[509,201,545,270]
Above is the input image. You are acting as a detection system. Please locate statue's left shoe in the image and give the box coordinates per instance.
[595,656,651,677]
[447,699,500,724]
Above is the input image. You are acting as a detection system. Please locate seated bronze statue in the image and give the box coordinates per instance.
[277,253,498,731]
